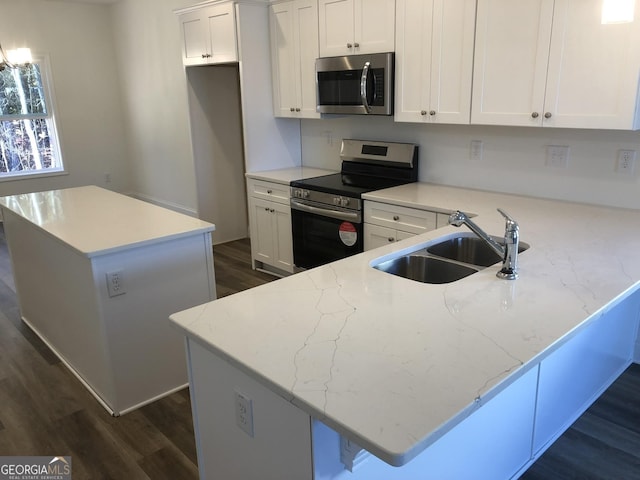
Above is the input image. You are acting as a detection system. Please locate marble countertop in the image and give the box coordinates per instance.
[245,166,337,185]
[169,182,640,466]
[0,186,215,258]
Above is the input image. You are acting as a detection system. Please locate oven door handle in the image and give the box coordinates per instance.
[291,199,361,223]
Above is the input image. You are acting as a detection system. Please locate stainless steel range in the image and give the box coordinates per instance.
[290,139,419,269]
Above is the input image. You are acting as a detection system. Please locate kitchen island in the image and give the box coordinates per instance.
[170,182,640,479]
[0,185,216,416]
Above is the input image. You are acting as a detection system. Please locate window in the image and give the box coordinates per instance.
[0,56,63,179]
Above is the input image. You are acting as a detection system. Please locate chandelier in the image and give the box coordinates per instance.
[0,42,32,71]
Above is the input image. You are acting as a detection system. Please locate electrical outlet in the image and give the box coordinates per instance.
[546,145,570,168]
[104,172,112,184]
[106,270,126,297]
[470,140,483,161]
[616,149,636,174]
[234,390,254,437]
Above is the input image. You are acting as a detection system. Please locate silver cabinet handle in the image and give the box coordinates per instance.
[290,107,295,112]
[270,209,275,213]
[531,112,539,118]
[544,112,552,119]
[360,61,372,114]
[388,237,394,242]
[295,108,300,112]
[430,110,436,116]
[354,42,360,48]
[420,110,427,116]
[267,189,272,194]
[393,215,400,221]
[347,43,353,48]
[264,207,269,211]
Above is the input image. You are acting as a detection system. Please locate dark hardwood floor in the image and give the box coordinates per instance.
[0,227,273,479]
[0,224,638,479]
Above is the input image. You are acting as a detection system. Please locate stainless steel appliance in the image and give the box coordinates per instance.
[315,52,394,115]
[290,139,418,269]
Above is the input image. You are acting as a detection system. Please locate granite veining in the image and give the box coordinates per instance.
[170,182,640,466]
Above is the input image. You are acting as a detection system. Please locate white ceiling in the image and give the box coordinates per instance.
[45,0,120,4]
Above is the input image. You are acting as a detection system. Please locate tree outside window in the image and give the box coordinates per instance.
[0,57,63,179]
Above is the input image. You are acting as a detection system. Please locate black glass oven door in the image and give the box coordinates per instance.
[291,208,363,269]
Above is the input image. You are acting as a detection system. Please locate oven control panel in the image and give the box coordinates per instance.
[290,188,361,211]
[333,196,351,207]
[291,188,310,199]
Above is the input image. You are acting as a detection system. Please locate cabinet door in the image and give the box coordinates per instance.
[395,0,475,124]
[354,0,396,54]
[250,197,276,264]
[471,0,554,126]
[247,179,290,205]
[319,0,355,57]
[270,2,298,117]
[394,0,433,122]
[395,230,415,242]
[272,202,294,272]
[428,0,475,124]
[205,2,238,64]
[543,0,640,129]
[294,0,321,118]
[364,223,397,251]
[180,10,210,66]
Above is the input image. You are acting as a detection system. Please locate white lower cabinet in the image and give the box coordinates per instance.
[364,224,415,250]
[533,290,640,455]
[364,201,440,251]
[247,179,294,274]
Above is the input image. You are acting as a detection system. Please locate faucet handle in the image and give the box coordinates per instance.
[497,208,518,231]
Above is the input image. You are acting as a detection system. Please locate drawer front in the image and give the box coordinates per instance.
[364,201,437,234]
[247,179,290,205]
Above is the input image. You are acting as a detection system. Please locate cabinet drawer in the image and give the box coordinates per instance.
[247,178,290,205]
[364,201,437,234]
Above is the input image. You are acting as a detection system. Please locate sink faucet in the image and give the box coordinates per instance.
[448,209,520,280]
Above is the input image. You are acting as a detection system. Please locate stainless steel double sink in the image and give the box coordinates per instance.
[372,234,529,284]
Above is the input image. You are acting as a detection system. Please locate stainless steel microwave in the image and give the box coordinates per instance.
[316,52,394,115]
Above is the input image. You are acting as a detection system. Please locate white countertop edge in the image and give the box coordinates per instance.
[245,167,338,185]
[81,226,216,258]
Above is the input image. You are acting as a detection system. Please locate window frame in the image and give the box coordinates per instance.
[0,53,66,182]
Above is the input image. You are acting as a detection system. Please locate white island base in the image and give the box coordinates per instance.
[1,186,216,416]
[181,289,639,480]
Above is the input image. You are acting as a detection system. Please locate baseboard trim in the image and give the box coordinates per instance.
[127,191,198,217]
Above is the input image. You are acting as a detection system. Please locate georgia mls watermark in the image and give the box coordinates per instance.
[0,456,71,480]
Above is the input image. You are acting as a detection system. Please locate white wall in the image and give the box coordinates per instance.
[110,0,200,215]
[301,117,640,209]
[0,0,130,197]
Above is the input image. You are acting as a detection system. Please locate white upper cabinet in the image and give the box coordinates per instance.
[395,0,476,124]
[179,2,238,66]
[472,0,640,129]
[319,0,395,57]
[270,0,320,118]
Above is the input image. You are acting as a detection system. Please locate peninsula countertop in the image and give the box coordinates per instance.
[0,185,215,257]
[169,182,640,466]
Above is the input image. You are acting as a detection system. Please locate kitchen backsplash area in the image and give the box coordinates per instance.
[300,116,640,210]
